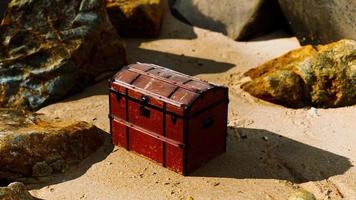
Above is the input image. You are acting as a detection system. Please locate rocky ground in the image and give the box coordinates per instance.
[25,2,356,200]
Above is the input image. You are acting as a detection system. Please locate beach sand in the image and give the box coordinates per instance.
[31,2,356,199]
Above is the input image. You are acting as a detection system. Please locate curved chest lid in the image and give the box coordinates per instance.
[112,63,216,108]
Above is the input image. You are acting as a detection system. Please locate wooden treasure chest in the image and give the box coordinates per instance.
[108,63,229,175]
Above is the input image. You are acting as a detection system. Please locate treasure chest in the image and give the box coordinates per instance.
[108,63,229,175]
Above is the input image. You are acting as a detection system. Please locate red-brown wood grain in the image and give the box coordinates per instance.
[109,63,228,175]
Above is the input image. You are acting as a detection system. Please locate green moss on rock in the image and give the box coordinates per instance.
[0,182,36,200]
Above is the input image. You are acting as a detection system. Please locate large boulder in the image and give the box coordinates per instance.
[0,182,37,200]
[106,0,164,37]
[0,0,127,110]
[170,0,285,40]
[278,0,356,44]
[242,39,356,108]
[0,109,104,181]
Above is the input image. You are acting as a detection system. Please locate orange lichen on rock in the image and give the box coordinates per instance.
[0,109,104,181]
[0,0,127,110]
[242,39,356,108]
[106,0,164,37]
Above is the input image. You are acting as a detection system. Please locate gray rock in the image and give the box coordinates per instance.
[171,0,285,40]
[278,0,356,44]
[0,182,36,200]
[0,0,127,110]
[0,109,105,180]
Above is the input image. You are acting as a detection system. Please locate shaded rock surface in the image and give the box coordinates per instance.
[0,0,9,20]
[106,0,164,37]
[278,0,356,44]
[0,0,127,110]
[0,182,37,200]
[242,39,356,108]
[170,0,285,40]
[0,109,104,181]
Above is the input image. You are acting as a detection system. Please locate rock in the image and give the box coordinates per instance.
[49,159,65,173]
[106,0,164,37]
[170,0,285,40]
[0,0,9,20]
[288,189,316,200]
[0,182,36,200]
[0,0,127,110]
[0,109,104,180]
[32,162,53,177]
[278,0,356,44]
[242,39,356,108]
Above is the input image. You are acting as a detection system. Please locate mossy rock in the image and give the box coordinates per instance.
[288,189,316,200]
[242,39,356,108]
[0,182,37,200]
[106,0,164,37]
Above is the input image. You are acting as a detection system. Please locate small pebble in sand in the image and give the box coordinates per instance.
[213,182,220,186]
[288,189,316,200]
[308,107,319,117]
[262,136,269,141]
[187,197,194,200]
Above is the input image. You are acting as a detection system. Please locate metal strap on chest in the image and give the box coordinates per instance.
[109,114,186,149]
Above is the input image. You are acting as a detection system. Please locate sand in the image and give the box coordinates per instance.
[30,1,356,200]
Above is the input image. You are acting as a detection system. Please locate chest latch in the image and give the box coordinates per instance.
[171,114,177,124]
[140,95,151,118]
